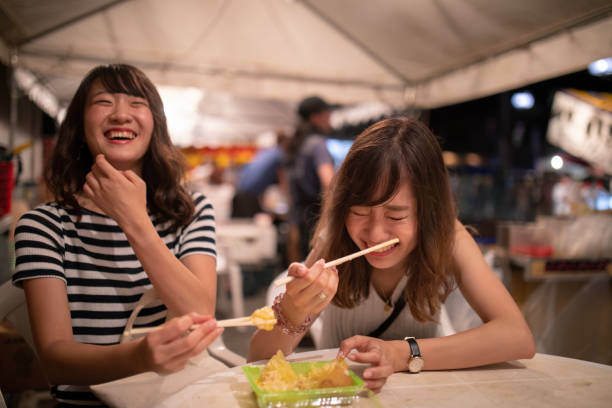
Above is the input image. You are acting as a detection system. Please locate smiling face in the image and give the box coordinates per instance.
[83,79,153,174]
[345,181,417,275]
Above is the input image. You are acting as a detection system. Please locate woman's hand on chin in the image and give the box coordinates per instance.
[82,154,148,227]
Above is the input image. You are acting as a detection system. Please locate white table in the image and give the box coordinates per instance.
[94,349,612,408]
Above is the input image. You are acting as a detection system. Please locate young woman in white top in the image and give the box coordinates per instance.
[248,117,535,392]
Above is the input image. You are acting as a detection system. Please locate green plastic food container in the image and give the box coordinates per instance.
[242,360,366,407]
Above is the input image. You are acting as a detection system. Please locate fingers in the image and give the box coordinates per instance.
[85,156,119,196]
[143,313,223,373]
[337,336,393,393]
[169,321,224,364]
[286,261,313,284]
[93,154,116,175]
[148,314,199,345]
[84,171,101,192]
[345,345,382,365]
[310,265,338,312]
[123,169,144,185]
[158,319,219,359]
[82,180,95,199]
[363,376,388,393]
[362,353,393,393]
[91,154,130,183]
[338,335,369,356]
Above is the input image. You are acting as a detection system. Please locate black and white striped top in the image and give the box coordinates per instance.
[12,192,216,407]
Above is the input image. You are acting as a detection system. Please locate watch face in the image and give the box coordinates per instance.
[408,356,424,373]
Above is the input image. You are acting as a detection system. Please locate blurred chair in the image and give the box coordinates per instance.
[207,336,246,367]
[522,273,611,365]
[0,281,35,352]
[216,219,277,324]
[216,220,277,265]
[216,246,245,320]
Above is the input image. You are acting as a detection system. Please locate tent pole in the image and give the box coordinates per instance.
[8,48,18,154]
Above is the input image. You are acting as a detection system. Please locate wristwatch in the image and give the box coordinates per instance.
[404,336,424,373]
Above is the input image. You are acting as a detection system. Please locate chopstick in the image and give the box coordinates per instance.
[126,316,253,336]
[273,237,399,287]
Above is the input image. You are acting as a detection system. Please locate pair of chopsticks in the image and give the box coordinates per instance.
[126,316,255,336]
[272,237,399,287]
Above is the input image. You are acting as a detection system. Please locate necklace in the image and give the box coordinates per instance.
[372,273,406,312]
[372,283,394,312]
[382,297,393,312]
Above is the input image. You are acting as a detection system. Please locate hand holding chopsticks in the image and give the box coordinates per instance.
[273,237,399,287]
[125,306,277,336]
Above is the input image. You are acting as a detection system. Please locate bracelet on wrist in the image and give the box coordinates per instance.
[272,293,312,336]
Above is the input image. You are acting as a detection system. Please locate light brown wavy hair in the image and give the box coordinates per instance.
[45,64,194,231]
[313,117,457,322]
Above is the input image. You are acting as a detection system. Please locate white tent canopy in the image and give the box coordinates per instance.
[1,0,611,142]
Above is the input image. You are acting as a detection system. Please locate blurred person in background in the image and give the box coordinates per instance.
[285,96,335,262]
[232,130,289,218]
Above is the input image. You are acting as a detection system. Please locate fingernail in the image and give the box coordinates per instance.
[317,259,325,266]
[363,371,371,378]
[203,320,216,329]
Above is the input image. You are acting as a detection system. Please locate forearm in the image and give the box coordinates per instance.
[39,339,145,385]
[415,319,535,371]
[248,296,315,362]
[122,216,215,316]
[247,326,305,362]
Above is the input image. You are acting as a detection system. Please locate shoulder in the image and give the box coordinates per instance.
[14,203,70,249]
[452,220,483,260]
[190,191,214,212]
[451,220,496,283]
[16,202,65,229]
[185,191,215,225]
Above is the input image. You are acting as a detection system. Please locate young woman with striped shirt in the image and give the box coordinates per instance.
[13,64,222,406]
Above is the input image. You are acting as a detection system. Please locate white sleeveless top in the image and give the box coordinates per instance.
[317,275,449,349]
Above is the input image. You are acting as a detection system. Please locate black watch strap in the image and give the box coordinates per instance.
[404,336,421,357]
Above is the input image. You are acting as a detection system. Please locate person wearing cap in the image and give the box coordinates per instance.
[285,96,335,262]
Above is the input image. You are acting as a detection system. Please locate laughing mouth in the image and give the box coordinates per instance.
[370,241,399,255]
[105,130,136,141]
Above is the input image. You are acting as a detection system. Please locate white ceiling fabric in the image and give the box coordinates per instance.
[1,0,611,143]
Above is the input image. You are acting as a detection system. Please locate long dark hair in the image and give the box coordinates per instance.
[45,64,194,231]
[314,117,457,322]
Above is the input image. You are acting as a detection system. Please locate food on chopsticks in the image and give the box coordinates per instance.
[127,306,276,336]
[250,306,276,330]
[256,350,353,391]
[217,306,277,330]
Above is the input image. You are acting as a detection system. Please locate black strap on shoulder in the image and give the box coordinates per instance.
[367,295,407,338]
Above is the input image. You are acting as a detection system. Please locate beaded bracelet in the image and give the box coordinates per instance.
[272,293,312,336]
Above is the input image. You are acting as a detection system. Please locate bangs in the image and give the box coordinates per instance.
[96,66,148,98]
[344,144,403,207]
